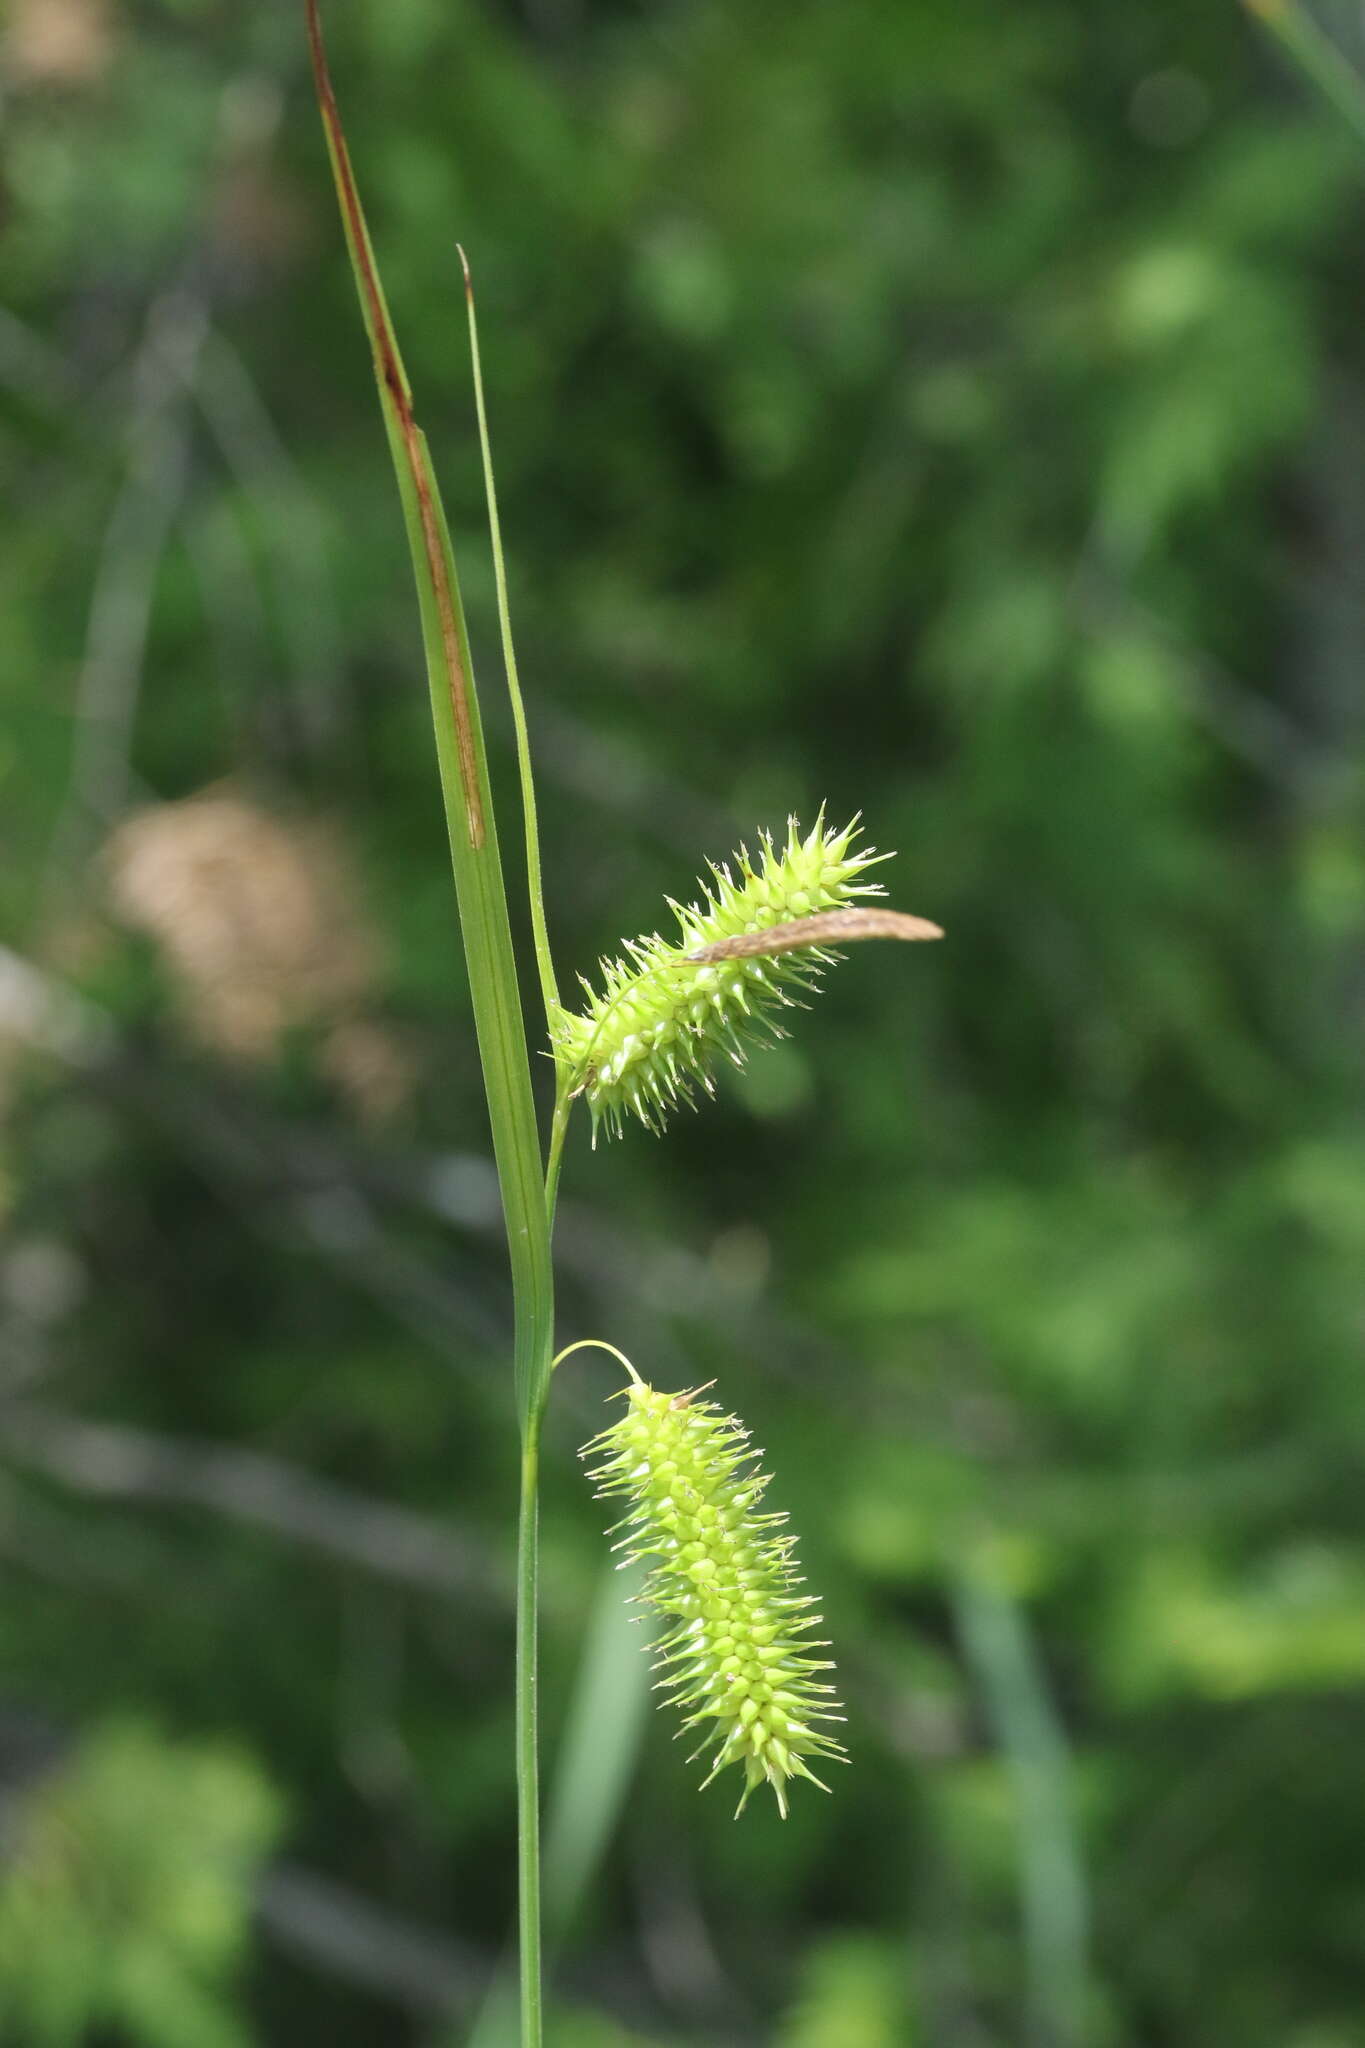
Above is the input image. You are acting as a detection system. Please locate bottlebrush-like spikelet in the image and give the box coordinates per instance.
[554,813,887,1140]
[582,1375,847,1817]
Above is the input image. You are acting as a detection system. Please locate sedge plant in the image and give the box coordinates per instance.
[304,7,942,2039]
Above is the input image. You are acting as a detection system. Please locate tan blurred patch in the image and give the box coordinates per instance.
[319,1016,417,1126]
[4,0,114,87]
[104,787,410,1118]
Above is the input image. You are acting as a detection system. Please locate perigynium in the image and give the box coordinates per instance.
[554,813,888,1140]
[582,1369,847,1817]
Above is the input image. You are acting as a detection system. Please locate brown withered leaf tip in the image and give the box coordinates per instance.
[688,906,944,963]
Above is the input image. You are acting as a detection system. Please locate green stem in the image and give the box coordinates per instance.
[516,1416,544,2048]
[303,16,559,2045]
[502,1087,573,2048]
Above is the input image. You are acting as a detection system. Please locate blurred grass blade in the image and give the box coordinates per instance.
[954,1567,1090,2048]
[303,0,552,1426]
[541,1560,651,1933]
[1243,0,1365,150]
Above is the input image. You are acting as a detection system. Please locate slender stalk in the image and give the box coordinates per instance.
[460,245,561,1036]
[552,1336,643,1382]
[544,1085,573,1231]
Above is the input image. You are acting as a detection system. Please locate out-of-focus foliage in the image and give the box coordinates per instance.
[0,1721,280,2047]
[1,0,1364,2043]
[778,1935,910,2048]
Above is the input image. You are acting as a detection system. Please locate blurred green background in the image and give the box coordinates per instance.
[3,0,1365,2042]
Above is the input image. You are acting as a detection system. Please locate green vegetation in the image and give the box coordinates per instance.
[1,1,1364,2044]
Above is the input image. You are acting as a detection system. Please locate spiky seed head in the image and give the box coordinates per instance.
[582,1377,847,1817]
[554,813,889,1141]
